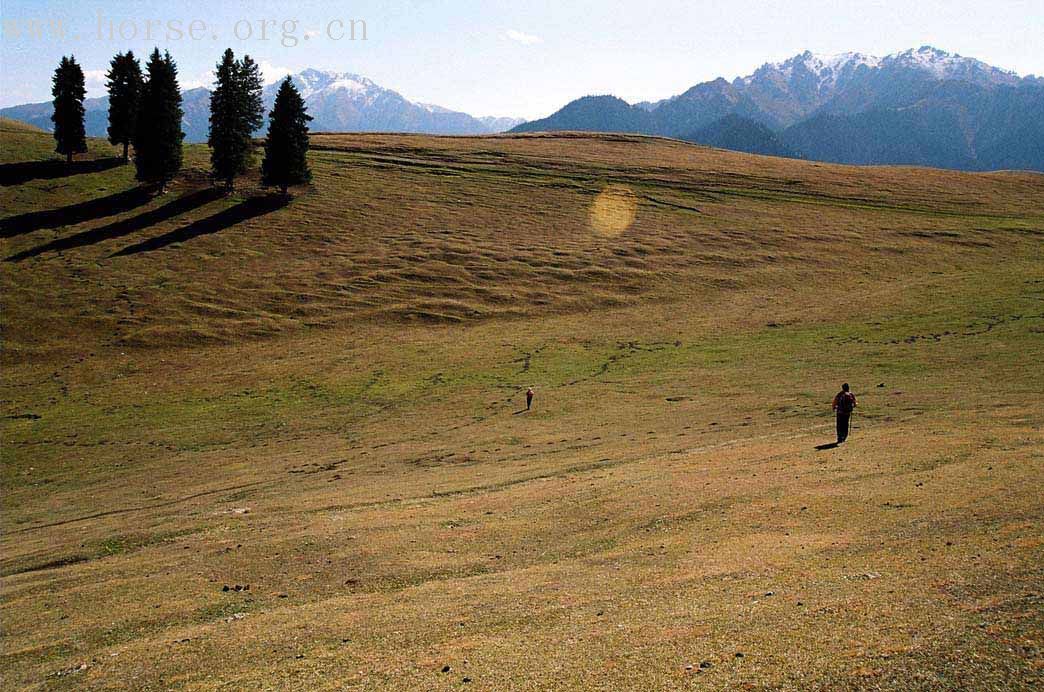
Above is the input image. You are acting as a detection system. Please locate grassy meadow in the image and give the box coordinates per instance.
[2,118,1043,689]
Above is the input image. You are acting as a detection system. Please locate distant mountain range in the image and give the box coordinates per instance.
[0,68,525,143]
[272,69,524,137]
[513,46,1044,171]
[4,49,1041,171]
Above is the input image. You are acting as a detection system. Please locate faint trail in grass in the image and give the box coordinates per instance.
[313,419,848,517]
[8,480,271,534]
[8,411,918,536]
[321,410,925,519]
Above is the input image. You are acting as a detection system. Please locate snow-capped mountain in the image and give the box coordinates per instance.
[525,46,1038,134]
[744,46,1024,92]
[733,51,883,125]
[738,51,881,92]
[259,69,525,137]
[0,68,525,142]
[728,46,1033,128]
[266,68,523,137]
[884,46,1022,84]
[512,46,1044,171]
[289,69,383,101]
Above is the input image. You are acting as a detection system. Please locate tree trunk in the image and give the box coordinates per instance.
[66,152,73,164]
[123,142,129,162]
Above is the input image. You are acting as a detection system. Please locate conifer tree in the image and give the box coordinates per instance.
[208,49,239,189]
[238,54,265,136]
[106,51,143,161]
[261,77,312,195]
[133,49,183,192]
[208,50,265,191]
[237,54,265,177]
[51,56,87,163]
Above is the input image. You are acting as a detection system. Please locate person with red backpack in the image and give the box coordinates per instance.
[832,383,857,443]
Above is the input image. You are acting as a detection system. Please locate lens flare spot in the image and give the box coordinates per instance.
[589,185,637,237]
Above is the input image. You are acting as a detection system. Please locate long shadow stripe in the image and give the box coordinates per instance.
[6,187,225,262]
[0,184,152,238]
[110,193,289,257]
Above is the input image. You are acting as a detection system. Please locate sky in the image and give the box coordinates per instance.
[2,0,1042,118]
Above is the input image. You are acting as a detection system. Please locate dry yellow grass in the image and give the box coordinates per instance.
[1,132,1042,690]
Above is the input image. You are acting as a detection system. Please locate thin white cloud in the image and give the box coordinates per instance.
[504,29,542,46]
[84,69,106,86]
[258,59,293,85]
[180,70,214,91]
[84,69,107,96]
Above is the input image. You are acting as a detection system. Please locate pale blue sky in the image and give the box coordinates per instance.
[2,0,1042,118]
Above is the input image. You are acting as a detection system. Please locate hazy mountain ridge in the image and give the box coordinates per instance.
[0,68,525,143]
[686,114,799,159]
[512,46,1044,171]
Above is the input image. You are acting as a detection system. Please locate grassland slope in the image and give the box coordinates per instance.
[3,131,1043,359]
[1,131,1042,690]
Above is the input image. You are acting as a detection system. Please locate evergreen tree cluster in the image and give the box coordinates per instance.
[51,48,312,195]
[209,49,264,191]
[133,49,184,191]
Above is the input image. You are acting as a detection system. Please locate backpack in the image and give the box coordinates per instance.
[837,392,855,414]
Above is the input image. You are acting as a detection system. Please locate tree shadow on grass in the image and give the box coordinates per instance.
[0,157,125,187]
[6,187,225,262]
[110,193,289,257]
[0,185,155,239]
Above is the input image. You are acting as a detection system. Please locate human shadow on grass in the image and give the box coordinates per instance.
[110,193,289,257]
[0,157,125,187]
[815,442,839,450]
[6,187,226,262]
[0,185,154,239]
[512,409,529,415]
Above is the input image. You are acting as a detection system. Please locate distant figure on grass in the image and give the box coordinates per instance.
[832,383,857,443]
[526,387,534,411]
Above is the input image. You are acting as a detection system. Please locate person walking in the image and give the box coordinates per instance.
[832,383,857,443]
[526,387,534,411]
